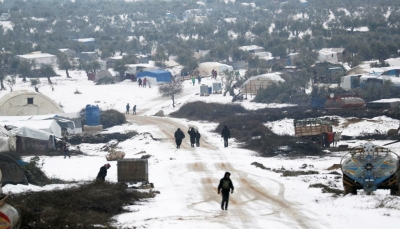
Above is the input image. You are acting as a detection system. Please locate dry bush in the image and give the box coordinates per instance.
[9,182,157,228]
[170,101,247,121]
[309,183,343,195]
[100,109,126,128]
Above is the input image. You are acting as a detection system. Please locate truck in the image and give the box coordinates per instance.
[341,142,400,195]
[294,118,333,146]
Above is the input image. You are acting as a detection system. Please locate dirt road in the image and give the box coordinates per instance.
[126,115,330,229]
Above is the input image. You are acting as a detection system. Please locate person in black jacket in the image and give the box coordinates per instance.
[195,130,201,147]
[188,128,197,147]
[96,163,111,181]
[218,172,234,210]
[221,125,231,148]
[174,128,185,148]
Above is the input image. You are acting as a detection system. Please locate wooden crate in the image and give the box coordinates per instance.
[117,159,148,183]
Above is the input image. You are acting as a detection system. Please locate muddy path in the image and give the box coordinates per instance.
[126,115,330,229]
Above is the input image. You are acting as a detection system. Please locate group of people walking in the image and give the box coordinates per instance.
[126,103,137,115]
[173,125,231,148]
[137,77,147,87]
[174,127,201,148]
[211,69,218,79]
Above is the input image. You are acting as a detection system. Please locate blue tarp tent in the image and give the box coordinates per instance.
[137,70,172,85]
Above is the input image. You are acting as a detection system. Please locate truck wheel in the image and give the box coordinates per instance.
[390,188,398,195]
[351,187,357,195]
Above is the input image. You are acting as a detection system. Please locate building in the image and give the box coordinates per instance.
[318,48,346,64]
[59,48,76,58]
[0,90,64,116]
[17,52,57,68]
[74,38,95,45]
[0,13,10,21]
[239,45,274,60]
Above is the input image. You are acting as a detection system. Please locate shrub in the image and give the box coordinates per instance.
[100,109,126,128]
[96,77,114,85]
[170,101,247,121]
[30,78,40,86]
[9,182,157,228]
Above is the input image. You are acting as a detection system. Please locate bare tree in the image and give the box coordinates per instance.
[220,70,246,97]
[158,78,183,108]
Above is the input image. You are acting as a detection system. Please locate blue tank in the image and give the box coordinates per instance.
[85,105,100,126]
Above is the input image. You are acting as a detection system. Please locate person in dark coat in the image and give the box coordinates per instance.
[143,78,147,88]
[221,125,231,148]
[63,145,70,159]
[174,128,185,148]
[126,103,130,114]
[138,78,142,87]
[218,172,234,210]
[96,163,111,181]
[195,130,201,147]
[133,105,136,115]
[188,127,197,147]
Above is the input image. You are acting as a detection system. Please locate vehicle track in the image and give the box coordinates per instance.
[126,115,330,229]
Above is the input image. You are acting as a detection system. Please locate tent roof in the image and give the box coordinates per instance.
[8,126,53,140]
[0,90,64,113]
[243,73,284,86]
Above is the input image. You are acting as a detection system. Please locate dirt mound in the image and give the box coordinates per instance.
[9,182,157,228]
[327,164,341,170]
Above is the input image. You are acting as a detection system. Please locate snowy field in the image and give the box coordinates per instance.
[2,70,400,229]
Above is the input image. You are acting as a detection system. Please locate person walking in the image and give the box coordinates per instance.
[138,78,142,87]
[96,163,111,181]
[143,78,147,88]
[195,130,201,147]
[126,103,130,114]
[218,172,234,210]
[221,125,231,148]
[174,128,185,148]
[133,105,136,115]
[197,75,201,84]
[63,144,70,159]
[191,76,195,86]
[188,127,197,147]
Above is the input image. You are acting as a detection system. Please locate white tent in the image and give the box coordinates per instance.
[242,73,284,94]
[1,120,62,138]
[198,62,233,76]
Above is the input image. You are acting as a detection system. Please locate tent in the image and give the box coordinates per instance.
[8,126,57,153]
[1,120,62,138]
[197,62,233,76]
[0,112,82,134]
[137,70,172,85]
[242,73,284,94]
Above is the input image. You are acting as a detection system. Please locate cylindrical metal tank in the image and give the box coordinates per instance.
[325,96,365,109]
[341,142,399,193]
[212,83,222,92]
[0,202,21,229]
[85,105,100,126]
[200,84,208,94]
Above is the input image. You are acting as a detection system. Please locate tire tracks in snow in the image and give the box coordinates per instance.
[126,115,330,229]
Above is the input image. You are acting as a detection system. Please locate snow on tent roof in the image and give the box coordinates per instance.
[0,120,62,138]
[242,73,284,94]
[137,70,172,84]
[198,62,233,75]
[8,126,53,141]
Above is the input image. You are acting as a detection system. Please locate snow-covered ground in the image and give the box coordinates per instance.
[2,71,400,228]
